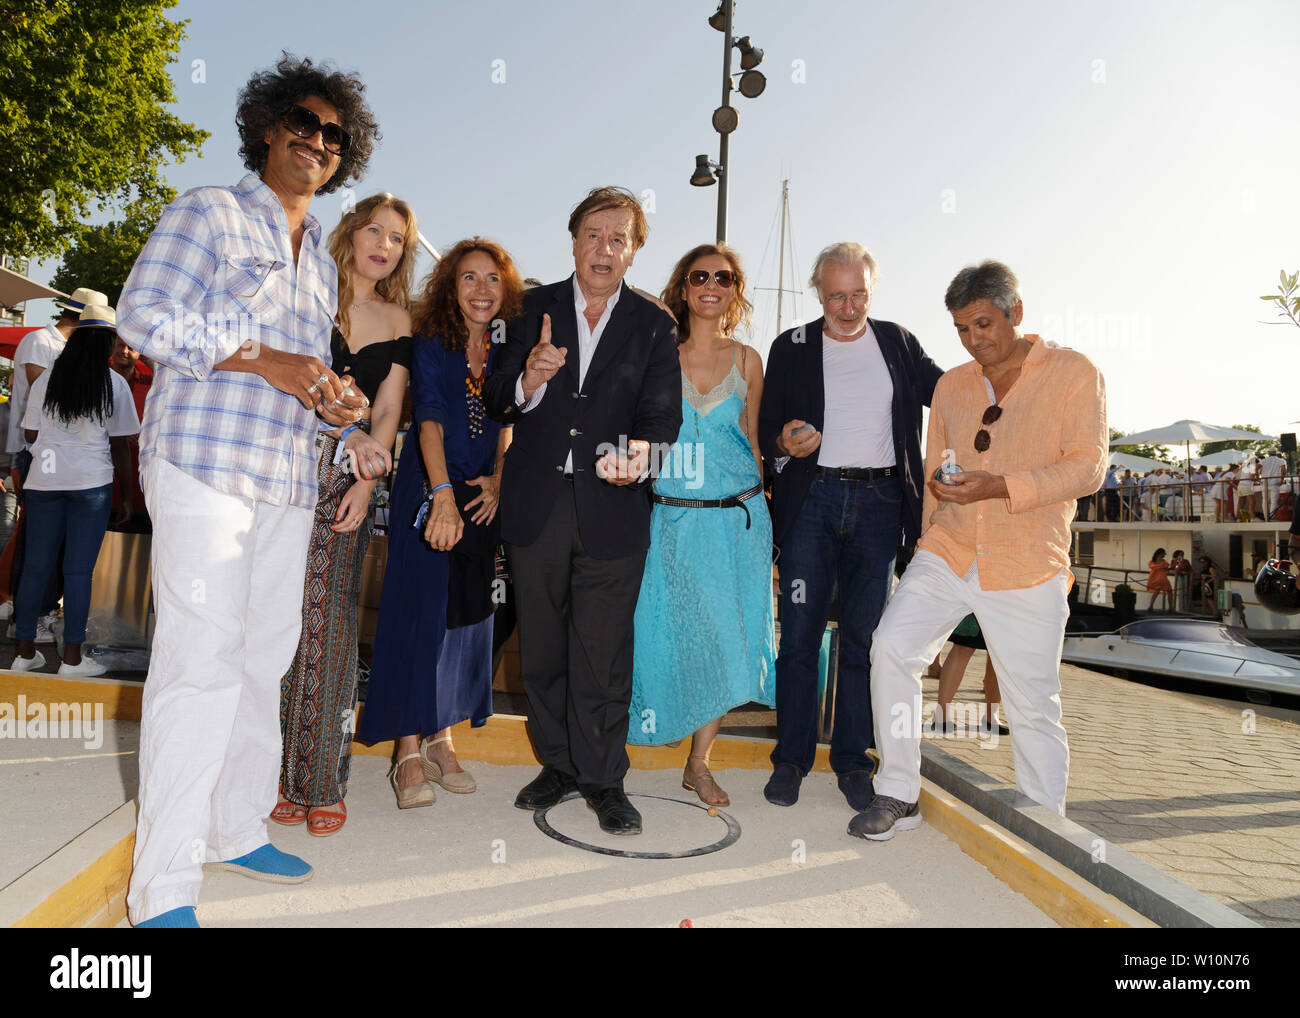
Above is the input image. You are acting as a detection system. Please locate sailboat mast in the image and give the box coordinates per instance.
[776,178,788,334]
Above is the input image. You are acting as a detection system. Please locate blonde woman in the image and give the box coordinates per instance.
[273,194,419,836]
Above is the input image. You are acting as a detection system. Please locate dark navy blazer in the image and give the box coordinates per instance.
[483,277,681,560]
[757,316,944,548]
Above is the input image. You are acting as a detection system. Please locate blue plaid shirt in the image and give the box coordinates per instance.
[118,173,337,508]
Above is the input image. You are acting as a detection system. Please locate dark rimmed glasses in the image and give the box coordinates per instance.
[687,269,735,288]
[974,404,1003,452]
[280,104,351,156]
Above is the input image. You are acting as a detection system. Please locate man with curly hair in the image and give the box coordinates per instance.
[118,54,386,928]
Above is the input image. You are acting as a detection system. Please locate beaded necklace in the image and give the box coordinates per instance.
[466,340,487,437]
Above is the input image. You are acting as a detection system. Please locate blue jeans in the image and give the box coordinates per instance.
[773,472,901,774]
[15,485,112,644]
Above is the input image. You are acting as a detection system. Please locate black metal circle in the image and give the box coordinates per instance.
[533,792,742,859]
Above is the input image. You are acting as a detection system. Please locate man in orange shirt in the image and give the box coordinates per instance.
[850,261,1106,839]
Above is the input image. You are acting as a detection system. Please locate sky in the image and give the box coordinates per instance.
[21,0,1300,447]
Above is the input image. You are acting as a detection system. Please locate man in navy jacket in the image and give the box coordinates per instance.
[758,241,943,810]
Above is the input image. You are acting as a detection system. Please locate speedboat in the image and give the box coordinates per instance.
[1060,617,1300,697]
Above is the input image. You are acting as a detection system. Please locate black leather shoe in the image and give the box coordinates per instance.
[514,766,577,810]
[583,787,642,835]
[763,763,802,806]
[837,769,875,812]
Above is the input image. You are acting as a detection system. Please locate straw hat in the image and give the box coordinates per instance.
[77,303,116,329]
[56,287,109,314]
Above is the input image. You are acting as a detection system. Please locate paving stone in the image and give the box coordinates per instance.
[1244,897,1300,921]
[1157,856,1243,876]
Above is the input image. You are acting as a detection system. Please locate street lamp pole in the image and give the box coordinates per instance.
[716,0,734,245]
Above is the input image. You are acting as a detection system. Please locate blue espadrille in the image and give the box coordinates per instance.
[204,844,313,884]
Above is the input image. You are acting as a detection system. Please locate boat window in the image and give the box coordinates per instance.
[1117,619,1254,645]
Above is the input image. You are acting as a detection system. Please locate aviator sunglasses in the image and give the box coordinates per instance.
[280,104,351,156]
[687,269,735,288]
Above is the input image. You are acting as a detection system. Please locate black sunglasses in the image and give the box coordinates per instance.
[280,104,351,156]
[687,269,735,288]
[974,404,1003,452]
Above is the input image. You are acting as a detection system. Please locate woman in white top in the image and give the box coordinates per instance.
[1212,466,1235,522]
[12,305,139,676]
[1236,459,1258,520]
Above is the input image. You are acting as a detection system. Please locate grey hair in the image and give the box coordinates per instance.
[944,260,1021,316]
[808,241,878,293]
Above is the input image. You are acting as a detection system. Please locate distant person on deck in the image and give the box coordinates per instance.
[854,260,1106,840]
[1102,464,1120,521]
[1260,449,1286,519]
[1147,547,1172,611]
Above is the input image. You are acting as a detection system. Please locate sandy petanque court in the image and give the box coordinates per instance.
[189,756,1057,928]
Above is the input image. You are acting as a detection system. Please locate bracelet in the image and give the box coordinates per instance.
[332,424,361,466]
[412,482,454,531]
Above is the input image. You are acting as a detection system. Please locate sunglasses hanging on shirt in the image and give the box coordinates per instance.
[974,404,1003,453]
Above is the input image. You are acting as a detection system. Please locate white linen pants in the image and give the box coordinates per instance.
[869,550,1071,815]
[128,460,312,923]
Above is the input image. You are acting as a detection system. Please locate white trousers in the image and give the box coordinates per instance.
[869,550,1071,815]
[128,460,312,923]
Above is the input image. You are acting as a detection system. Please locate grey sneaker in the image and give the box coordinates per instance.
[847,794,921,842]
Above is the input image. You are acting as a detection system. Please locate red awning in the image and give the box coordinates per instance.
[1,324,42,362]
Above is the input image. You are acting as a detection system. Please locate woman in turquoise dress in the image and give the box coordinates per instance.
[629,243,776,807]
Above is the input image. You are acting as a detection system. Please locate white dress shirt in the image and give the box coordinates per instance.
[514,276,622,474]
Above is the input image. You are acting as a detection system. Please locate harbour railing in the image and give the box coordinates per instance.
[1077,473,1297,524]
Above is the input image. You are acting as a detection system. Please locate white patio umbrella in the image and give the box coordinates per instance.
[1192,449,1255,468]
[1111,420,1275,474]
[1107,451,1170,473]
[0,265,67,307]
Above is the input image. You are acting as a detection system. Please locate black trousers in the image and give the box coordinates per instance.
[508,481,647,791]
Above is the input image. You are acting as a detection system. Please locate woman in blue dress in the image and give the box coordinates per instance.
[357,238,524,808]
[629,244,776,806]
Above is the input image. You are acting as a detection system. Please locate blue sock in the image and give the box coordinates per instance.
[135,906,199,928]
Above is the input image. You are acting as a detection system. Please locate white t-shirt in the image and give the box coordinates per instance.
[7,324,66,454]
[22,370,140,491]
[818,324,895,469]
[1261,455,1286,478]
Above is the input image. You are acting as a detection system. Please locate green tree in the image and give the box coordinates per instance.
[1199,423,1274,459]
[1261,269,1299,329]
[1109,427,1175,464]
[48,188,175,306]
[0,1,207,261]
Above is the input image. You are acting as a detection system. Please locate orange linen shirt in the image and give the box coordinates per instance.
[917,335,1107,590]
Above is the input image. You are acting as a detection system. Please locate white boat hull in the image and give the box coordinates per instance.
[1062,634,1300,696]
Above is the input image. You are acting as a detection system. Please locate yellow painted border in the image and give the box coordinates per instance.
[0,671,142,722]
[350,712,837,773]
[3,680,1148,928]
[5,803,136,929]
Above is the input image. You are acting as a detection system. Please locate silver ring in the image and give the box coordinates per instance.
[316,373,330,386]
[307,381,321,395]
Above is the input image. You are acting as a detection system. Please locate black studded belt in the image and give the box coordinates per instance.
[815,465,897,481]
[650,483,764,530]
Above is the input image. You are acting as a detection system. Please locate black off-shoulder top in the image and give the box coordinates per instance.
[330,327,413,405]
